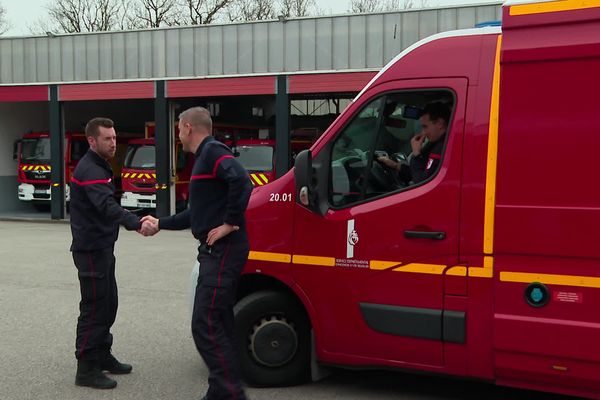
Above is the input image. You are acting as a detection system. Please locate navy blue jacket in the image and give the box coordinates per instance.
[409,135,445,184]
[159,136,253,243]
[70,149,141,252]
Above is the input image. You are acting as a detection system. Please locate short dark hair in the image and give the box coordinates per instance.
[85,117,114,138]
[422,102,451,126]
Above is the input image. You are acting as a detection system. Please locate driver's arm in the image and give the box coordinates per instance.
[377,155,400,171]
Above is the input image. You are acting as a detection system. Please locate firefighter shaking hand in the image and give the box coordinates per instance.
[139,106,253,400]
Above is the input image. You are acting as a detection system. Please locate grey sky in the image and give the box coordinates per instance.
[1,0,501,36]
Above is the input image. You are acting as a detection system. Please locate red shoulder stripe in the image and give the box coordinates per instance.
[212,155,234,176]
[191,174,215,181]
[71,177,112,186]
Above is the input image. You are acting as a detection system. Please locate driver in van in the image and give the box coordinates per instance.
[377,101,450,184]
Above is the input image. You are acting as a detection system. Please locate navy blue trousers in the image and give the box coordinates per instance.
[193,239,249,400]
[73,247,117,361]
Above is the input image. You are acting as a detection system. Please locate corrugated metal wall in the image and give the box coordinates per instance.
[0,3,501,85]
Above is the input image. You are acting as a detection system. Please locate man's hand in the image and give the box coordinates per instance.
[139,215,159,236]
[207,223,239,246]
[377,155,400,171]
[411,133,426,156]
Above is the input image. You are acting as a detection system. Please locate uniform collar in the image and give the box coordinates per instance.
[195,136,215,158]
[87,149,113,172]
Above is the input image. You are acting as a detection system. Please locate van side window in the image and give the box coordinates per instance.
[330,98,383,207]
[329,90,453,208]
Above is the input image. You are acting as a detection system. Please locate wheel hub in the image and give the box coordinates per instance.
[249,316,298,367]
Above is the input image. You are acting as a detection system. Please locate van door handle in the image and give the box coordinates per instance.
[404,230,446,240]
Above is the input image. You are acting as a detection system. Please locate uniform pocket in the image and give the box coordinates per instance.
[73,252,107,279]
[196,276,234,311]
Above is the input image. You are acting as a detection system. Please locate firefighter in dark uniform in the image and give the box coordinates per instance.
[408,102,450,183]
[378,101,450,184]
[140,107,253,400]
[70,117,141,389]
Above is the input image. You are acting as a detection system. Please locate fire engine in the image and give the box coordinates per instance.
[210,1,600,398]
[227,128,319,187]
[120,123,188,211]
[120,123,274,211]
[15,131,88,208]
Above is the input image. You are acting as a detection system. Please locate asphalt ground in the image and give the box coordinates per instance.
[0,220,579,400]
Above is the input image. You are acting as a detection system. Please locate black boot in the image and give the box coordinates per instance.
[97,353,133,374]
[75,360,117,389]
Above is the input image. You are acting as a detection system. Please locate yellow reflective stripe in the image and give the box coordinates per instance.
[249,251,291,263]
[393,263,446,275]
[447,266,467,277]
[123,173,130,178]
[28,166,34,170]
[500,271,600,289]
[370,260,401,270]
[510,0,600,16]
[469,256,494,278]
[21,166,27,170]
[292,254,335,267]
[259,174,269,184]
[152,173,156,178]
[145,174,151,179]
[484,35,502,256]
[131,173,137,178]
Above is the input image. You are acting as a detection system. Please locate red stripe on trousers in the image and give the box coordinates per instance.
[78,253,97,360]
[207,243,236,400]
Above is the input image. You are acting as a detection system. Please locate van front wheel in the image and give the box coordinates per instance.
[234,290,310,387]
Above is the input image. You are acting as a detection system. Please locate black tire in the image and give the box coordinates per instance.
[234,290,311,387]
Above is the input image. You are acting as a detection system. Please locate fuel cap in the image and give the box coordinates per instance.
[524,282,550,307]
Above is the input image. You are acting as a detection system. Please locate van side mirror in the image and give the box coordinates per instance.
[13,140,21,161]
[294,149,329,215]
[294,150,312,207]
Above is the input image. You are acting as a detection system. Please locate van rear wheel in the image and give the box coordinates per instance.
[234,290,310,387]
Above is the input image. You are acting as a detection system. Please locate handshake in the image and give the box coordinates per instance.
[138,215,159,237]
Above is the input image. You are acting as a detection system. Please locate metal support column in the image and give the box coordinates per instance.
[49,85,65,220]
[275,75,291,178]
[154,81,171,217]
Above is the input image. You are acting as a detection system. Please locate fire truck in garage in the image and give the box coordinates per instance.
[14,131,87,208]
[15,130,132,209]
[120,123,276,212]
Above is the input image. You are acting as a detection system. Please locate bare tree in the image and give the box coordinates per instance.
[278,0,316,17]
[128,0,180,28]
[45,0,126,33]
[183,0,232,25]
[397,0,431,9]
[227,0,275,22]
[0,2,8,35]
[349,0,430,13]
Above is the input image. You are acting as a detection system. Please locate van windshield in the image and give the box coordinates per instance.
[21,137,51,163]
[233,145,273,172]
[125,145,155,169]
